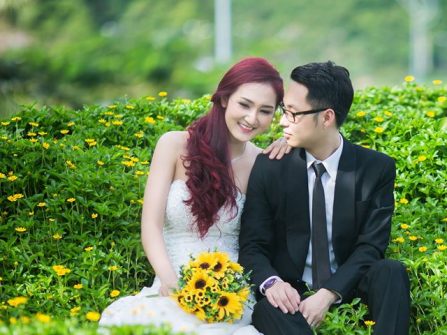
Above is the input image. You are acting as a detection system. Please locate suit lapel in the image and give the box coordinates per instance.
[285,148,311,271]
[332,139,356,262]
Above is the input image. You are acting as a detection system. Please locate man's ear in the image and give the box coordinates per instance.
[323,109,336,127]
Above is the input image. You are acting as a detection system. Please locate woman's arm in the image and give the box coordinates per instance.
[141,131,184,296]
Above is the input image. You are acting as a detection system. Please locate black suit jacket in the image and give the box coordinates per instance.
[238,139,396,301]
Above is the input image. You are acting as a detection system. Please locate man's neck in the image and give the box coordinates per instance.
[307,132,341,161]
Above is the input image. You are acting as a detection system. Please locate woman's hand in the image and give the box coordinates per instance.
[263,137,292,160]
[159,279,179,296]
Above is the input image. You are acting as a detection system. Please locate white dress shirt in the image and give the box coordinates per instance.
[302,134,343,286]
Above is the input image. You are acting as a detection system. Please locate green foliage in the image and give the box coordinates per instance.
[1,82,447,334]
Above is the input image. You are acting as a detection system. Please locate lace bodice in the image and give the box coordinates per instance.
[164,179,246,272]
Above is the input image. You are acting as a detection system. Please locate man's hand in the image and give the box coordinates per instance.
[299,288,338,328]
[263,137,292,160]
[265,281,301,314]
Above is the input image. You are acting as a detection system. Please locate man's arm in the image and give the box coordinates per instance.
[323,155,396,299]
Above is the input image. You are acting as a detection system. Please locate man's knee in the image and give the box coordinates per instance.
[252,297,275,320]
[372,259,407,277]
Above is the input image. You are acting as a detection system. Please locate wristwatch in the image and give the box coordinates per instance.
[261,277,280,294]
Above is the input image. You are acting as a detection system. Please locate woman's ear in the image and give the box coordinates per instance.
[221,97,228,108]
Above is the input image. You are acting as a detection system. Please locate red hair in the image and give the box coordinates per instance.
[183,57,283,237]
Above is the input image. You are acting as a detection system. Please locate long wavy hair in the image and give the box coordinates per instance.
[183,57,283,238]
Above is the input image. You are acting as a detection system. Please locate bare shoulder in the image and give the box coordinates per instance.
[157,131,188,150]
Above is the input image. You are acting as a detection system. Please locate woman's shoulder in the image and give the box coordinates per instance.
[156,131,188,149]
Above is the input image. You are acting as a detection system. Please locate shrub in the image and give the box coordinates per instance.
[0,82,446,334]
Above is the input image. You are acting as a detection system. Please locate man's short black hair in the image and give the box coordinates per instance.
[290,61,354,127]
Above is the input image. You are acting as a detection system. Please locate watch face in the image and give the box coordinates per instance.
[265,278,277,289]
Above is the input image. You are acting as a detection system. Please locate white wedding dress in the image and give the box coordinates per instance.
[99,180,259,335]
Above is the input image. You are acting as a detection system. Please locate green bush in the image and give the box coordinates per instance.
[0,81,446,334]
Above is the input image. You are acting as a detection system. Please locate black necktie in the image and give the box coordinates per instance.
[311,162,331,289]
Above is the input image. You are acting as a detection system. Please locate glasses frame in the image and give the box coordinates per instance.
[279,102,329,123]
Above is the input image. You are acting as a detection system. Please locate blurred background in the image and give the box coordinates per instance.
[0,0,446,117]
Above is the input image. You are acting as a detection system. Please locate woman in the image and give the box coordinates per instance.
[99,57,286,334]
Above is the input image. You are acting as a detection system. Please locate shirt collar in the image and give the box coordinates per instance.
[306,133,344,178]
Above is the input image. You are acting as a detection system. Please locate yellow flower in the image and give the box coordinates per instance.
[37,202,47,207]
[73,284,83,289]
[137,199,144,205]
[7,296,28,307]
[158,91,168,97]
[364,320,376,327]
[28,122,39,127]
[29,138,38,143]
[60,130,69,135]
[72,145,80,151]
[356,111,366,117]
[91,213,98,219]
[86,311,101,322]
[426,111,435,118]
[36,313,51,323]
[8,193,24,202]
[187,270,213,291]
[35,313,51,323]
[0,173,5,179]
[70,306,81,316]
[146,96,155,101]
[418,246,427,252]
[28,211,34,216]
[437,245,447,251]
[417,155,427,162]
[191,252,216,270]
[84,246,94,252]
[67,121,75,127]
[374,127,384,134]
[432,79,442,85]
[145,116,156,124]
[435,238,444,244]
[373,116,384,122]
[15,227,27,233]
[108,104,117,109]
[404,75,415,82]
[112,120,123,126]
[214,292,243,320]
[38,131,47,136]
[409,236,418,241]
[108,265,119,271]
[20,316,30,324]
[400,224,409,230]
[52,233,62,240]
[212,252,230,278]
[52,265,71,276]
[42,142,50,149]
[134,131,144,138]
[135,170,145,176]
[141,160,149,165]
[393,237,405,243]
[130,157,139,162]
[67,198,76,203]
[27,132,37,137]
[125,104,135,109]
[384,111,393,116]
[122,160,135,167]
[7,175,17,181]
[110,290,120,298]
[11,116,22,122]
[438,96,447,103]
[156,115,164,120]
[399,198,409,205]
[1,121,10,126]
[442,218,447,222]
[98,118,107,124]
[10,317,17,325]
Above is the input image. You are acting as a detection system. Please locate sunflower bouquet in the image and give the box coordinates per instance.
[172,251,251,323]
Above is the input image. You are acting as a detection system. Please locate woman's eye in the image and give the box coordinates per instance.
[260,109,273,115]
[239,102,249,108]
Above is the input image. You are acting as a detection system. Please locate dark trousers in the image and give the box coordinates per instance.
[251,259,410,335]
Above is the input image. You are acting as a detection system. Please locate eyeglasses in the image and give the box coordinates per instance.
[279,102,329,123]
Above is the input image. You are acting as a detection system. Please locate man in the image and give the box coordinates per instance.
[239,61,410,334]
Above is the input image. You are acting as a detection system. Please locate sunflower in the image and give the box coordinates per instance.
[173,292,195,313]
[228,261,244,273]
[237,287,250,302]
[214,292,243,320]
[211,252,230,278]
[186,269,214,291]
[190,252,216,270]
